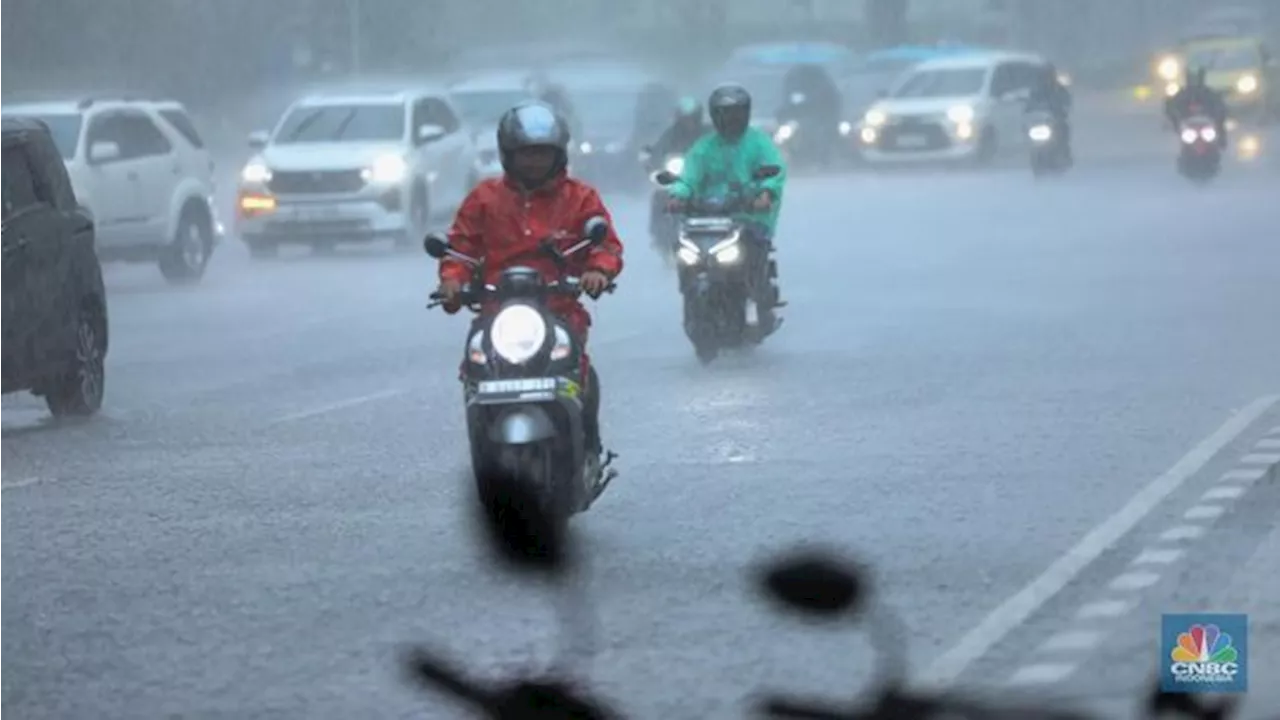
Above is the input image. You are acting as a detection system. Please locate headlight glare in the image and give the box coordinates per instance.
[864,109,888,127]
[1236,75,1258,94]
[363,154,408,183]
[241,162,272,184]
[490,305,547,364]
[947,105,975,123]
[1157,57,1180,81]
[1028,124,1053,142]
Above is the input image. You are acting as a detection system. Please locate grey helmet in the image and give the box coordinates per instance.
[708,84,752,141]
[496,101,570,187]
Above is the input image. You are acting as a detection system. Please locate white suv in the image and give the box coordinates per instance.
[236,88,478,257]
[3,97,221,283]
[857,52,1049,166]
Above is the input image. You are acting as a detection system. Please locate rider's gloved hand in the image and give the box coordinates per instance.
[580,271,610,297]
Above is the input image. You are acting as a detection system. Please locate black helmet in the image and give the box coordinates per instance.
[496,101,570,187]
[1185,66,1208,88]
[708,84,752,141]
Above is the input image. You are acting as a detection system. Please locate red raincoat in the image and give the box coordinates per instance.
[439,172,624,356]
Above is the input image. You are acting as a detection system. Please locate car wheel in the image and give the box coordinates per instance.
[160,208,212,284]
[396,184,430,250]
[44,300,106,418]
[973,126,998,166]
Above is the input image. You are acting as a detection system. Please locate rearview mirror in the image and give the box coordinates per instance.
[423,233,449,258]
[653,170,678,186]
[582,216,609,246]
[247,130,269,150]
[417,124,447,143]
[88,141,121,164]
[753,165,781,180]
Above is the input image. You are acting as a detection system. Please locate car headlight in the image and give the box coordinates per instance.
[1200,126,1217,143]
[1028,124,1053,142]
[490,304,547,364]
[362,154,407,184]
[774,123,796,142]
[241,162,272,184]
[579,141,593,154]
[838,121,852,135]
[664,156,684,175]
[1236,74,1258,94]
[1157,57,1180,81]
[864,109,888,127]
[946,105,974,123]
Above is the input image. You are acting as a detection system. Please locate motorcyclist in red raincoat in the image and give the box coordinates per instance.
[436,101,624,457]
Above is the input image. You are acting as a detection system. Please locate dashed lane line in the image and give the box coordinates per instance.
[1076,599,1137,619]
[1183,504,1227,521]
[917,393,1280,689]
[1219,468,1268,483]
[267,388,407,425]
[1240,452,1280,465]
[1131,548,1185,566]
[1201,486,1246,502]
[1108,571,1162,591]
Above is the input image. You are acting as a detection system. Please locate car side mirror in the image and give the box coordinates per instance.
[423,233,449,258]
[582,216,609,246]
[417,124,447,143]
[247,130,269,150]
[653,170,678,186]
[753,165,781,180]
[88,141,122,164]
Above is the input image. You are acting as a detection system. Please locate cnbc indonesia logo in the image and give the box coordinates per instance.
[1169,623,1240,687]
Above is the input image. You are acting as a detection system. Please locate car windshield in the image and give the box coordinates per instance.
[451,89,531,127]
[19,114,82,159]
[892,68,987,98]
[273,104,404,144]
[1186,45,1260,71]
[572,89,639,134]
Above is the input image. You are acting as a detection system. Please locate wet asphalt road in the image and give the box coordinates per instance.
[4,157,1279,719]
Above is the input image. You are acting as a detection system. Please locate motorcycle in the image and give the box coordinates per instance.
[422,218,619,519]
[1025,109,1071,177]
[651,165,783,364]
[1176,115,1222,183]
[640,146,686,259]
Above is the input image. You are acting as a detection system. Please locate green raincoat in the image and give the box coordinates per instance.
[667,127,787,235]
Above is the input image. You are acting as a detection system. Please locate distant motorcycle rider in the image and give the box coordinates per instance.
[647,97,708,249]
[775,64,843,165]
[1026,62,1073,160]
[436,102,624,459]
[1165,67,1228,147]
[666,84,788,335]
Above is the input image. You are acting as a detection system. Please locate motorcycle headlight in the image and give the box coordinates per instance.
[838,121,852,136]
[490,305,547,364]
[1200,126,1218,143]
[864,109,888,127]
[1157,57,1180,81]
[664,156,685,175]
[579,141,593,154]
[1236,74,1258,94]
[241,162,272,184]
[549,325,573,361]
[774,123,796,142]
[714,242,741,264]
[946,105,975,124]
[1165,82,1181,97]
[1180,128,1199,144]
[362,154,407,184]
[1028,124,1053,142]
[676,238,700,265]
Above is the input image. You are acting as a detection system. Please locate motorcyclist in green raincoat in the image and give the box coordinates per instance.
[666,84,788,334]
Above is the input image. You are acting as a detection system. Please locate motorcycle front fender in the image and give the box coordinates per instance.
[489,405,557,445]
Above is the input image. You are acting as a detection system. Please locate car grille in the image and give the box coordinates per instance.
[264,219,371,235]
[878,117,951,152]
[268,169,366,195]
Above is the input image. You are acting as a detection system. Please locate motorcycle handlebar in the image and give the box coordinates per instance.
[427,278,618,309]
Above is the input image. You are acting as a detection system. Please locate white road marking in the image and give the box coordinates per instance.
[1201,486,1245,501]
[1038,630,1104,653]
[269,388,406,424]
[1109,571,1162,591]
[916,393,1280,688]
[1183,504,1226,520]
[1219,468,1267,483]
[1,476,57,491]
[1132,548,1185,566]
[1076,599,1136,619]
[1253,438,1280,450]
[1239,453,1280,465]
[1006,663,1078,686]
[1160,525,1206,542]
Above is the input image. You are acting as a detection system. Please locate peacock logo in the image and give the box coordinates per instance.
[1171,624,1238,664]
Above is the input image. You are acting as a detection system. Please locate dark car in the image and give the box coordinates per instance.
[2,116,108,417]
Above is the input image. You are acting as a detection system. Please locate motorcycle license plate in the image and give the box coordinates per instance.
[895,133,928,148]
[478,378,557,394]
